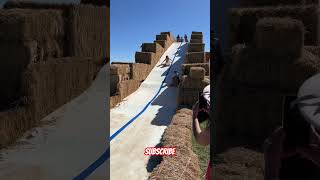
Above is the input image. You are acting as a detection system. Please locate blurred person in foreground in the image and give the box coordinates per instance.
[192,85,211,180]
[264,74,320,180]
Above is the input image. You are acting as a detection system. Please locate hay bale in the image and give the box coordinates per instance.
[192,31,203,35]
[190,39,203,43]
[182,63,210,76]
[185,52,205,63]
[213,147,264,180]
[189,67,205,80]
[231,46,320,92]
[0,9,64,61]
[135,52,155,65]
[68,5,107,58]
[149,150,201,180]
[141,43,164,54]
[181,76,209,89]
[171,114,193,130]
[0,9,63,39]
[255,18,304,58]
[154,39,170,50]
[188,43,205,52]
[156,34,169,41]
[118,80,140,99]
[163,125,192,149]
[110,63,130,75]
[131,63,151,82]
[230,5,320,46]
[176,108,193,116]
[23,57,100,120]
[191,34,203,40]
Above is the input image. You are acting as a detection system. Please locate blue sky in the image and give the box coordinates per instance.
[111,0,210,62]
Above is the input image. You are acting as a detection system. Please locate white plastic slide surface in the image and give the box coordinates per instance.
[110,42,187,180]
[0,65,108,180]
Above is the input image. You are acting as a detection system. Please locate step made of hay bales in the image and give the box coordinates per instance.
[23,58,100,120]
[0,9,64,60]
[0,9,63,40]
[229,5,319,46]
[160,31,175,42]
[255,18,304,58]
[182,63,210,76]
[131,63,151,82]
[141,42,164,54]
[192,31,203,35]
[180,76,209,89]
[156,34,169,41]
[135,52,155,65]
[188,43,205,52]
[230,46,320,92]
[189,67,205,80]
[110,63,130,75]
[185,52,205,63]
[118,79,140,99]
[68,5,107,58]
[191,34,203,40]
[154,40,169,50]
[190,39,203,43]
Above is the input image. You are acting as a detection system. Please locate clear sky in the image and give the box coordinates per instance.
[110,0,210,62]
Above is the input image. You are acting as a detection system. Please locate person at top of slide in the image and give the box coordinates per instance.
[192,85,211,180]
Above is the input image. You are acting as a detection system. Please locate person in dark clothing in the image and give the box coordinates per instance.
[176,35,180,42]
[184,34,188,42]
[264,84,320,180]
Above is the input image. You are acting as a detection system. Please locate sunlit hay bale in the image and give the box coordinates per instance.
[185,52,205,63]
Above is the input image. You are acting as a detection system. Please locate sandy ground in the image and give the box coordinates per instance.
[110,42,187,180]
[0,64,109,180]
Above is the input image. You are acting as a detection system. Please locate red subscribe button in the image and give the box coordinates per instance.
[144,147,176,156]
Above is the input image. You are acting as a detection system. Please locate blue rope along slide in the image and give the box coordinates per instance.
[73,42,183,180]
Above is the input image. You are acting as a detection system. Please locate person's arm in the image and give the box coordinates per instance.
[192,102,210,146]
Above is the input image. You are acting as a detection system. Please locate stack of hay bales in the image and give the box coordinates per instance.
[214,17,320,153]
[0,1,107,147]
[154,31,175,51]
[3,1,108,59]
[181,63,210,76]
[185,32,206,64]
[110,32,174,108]
[178,67,210,107]
[0,8,64,108]
[150,109,201,180]
[229,5,320,48]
